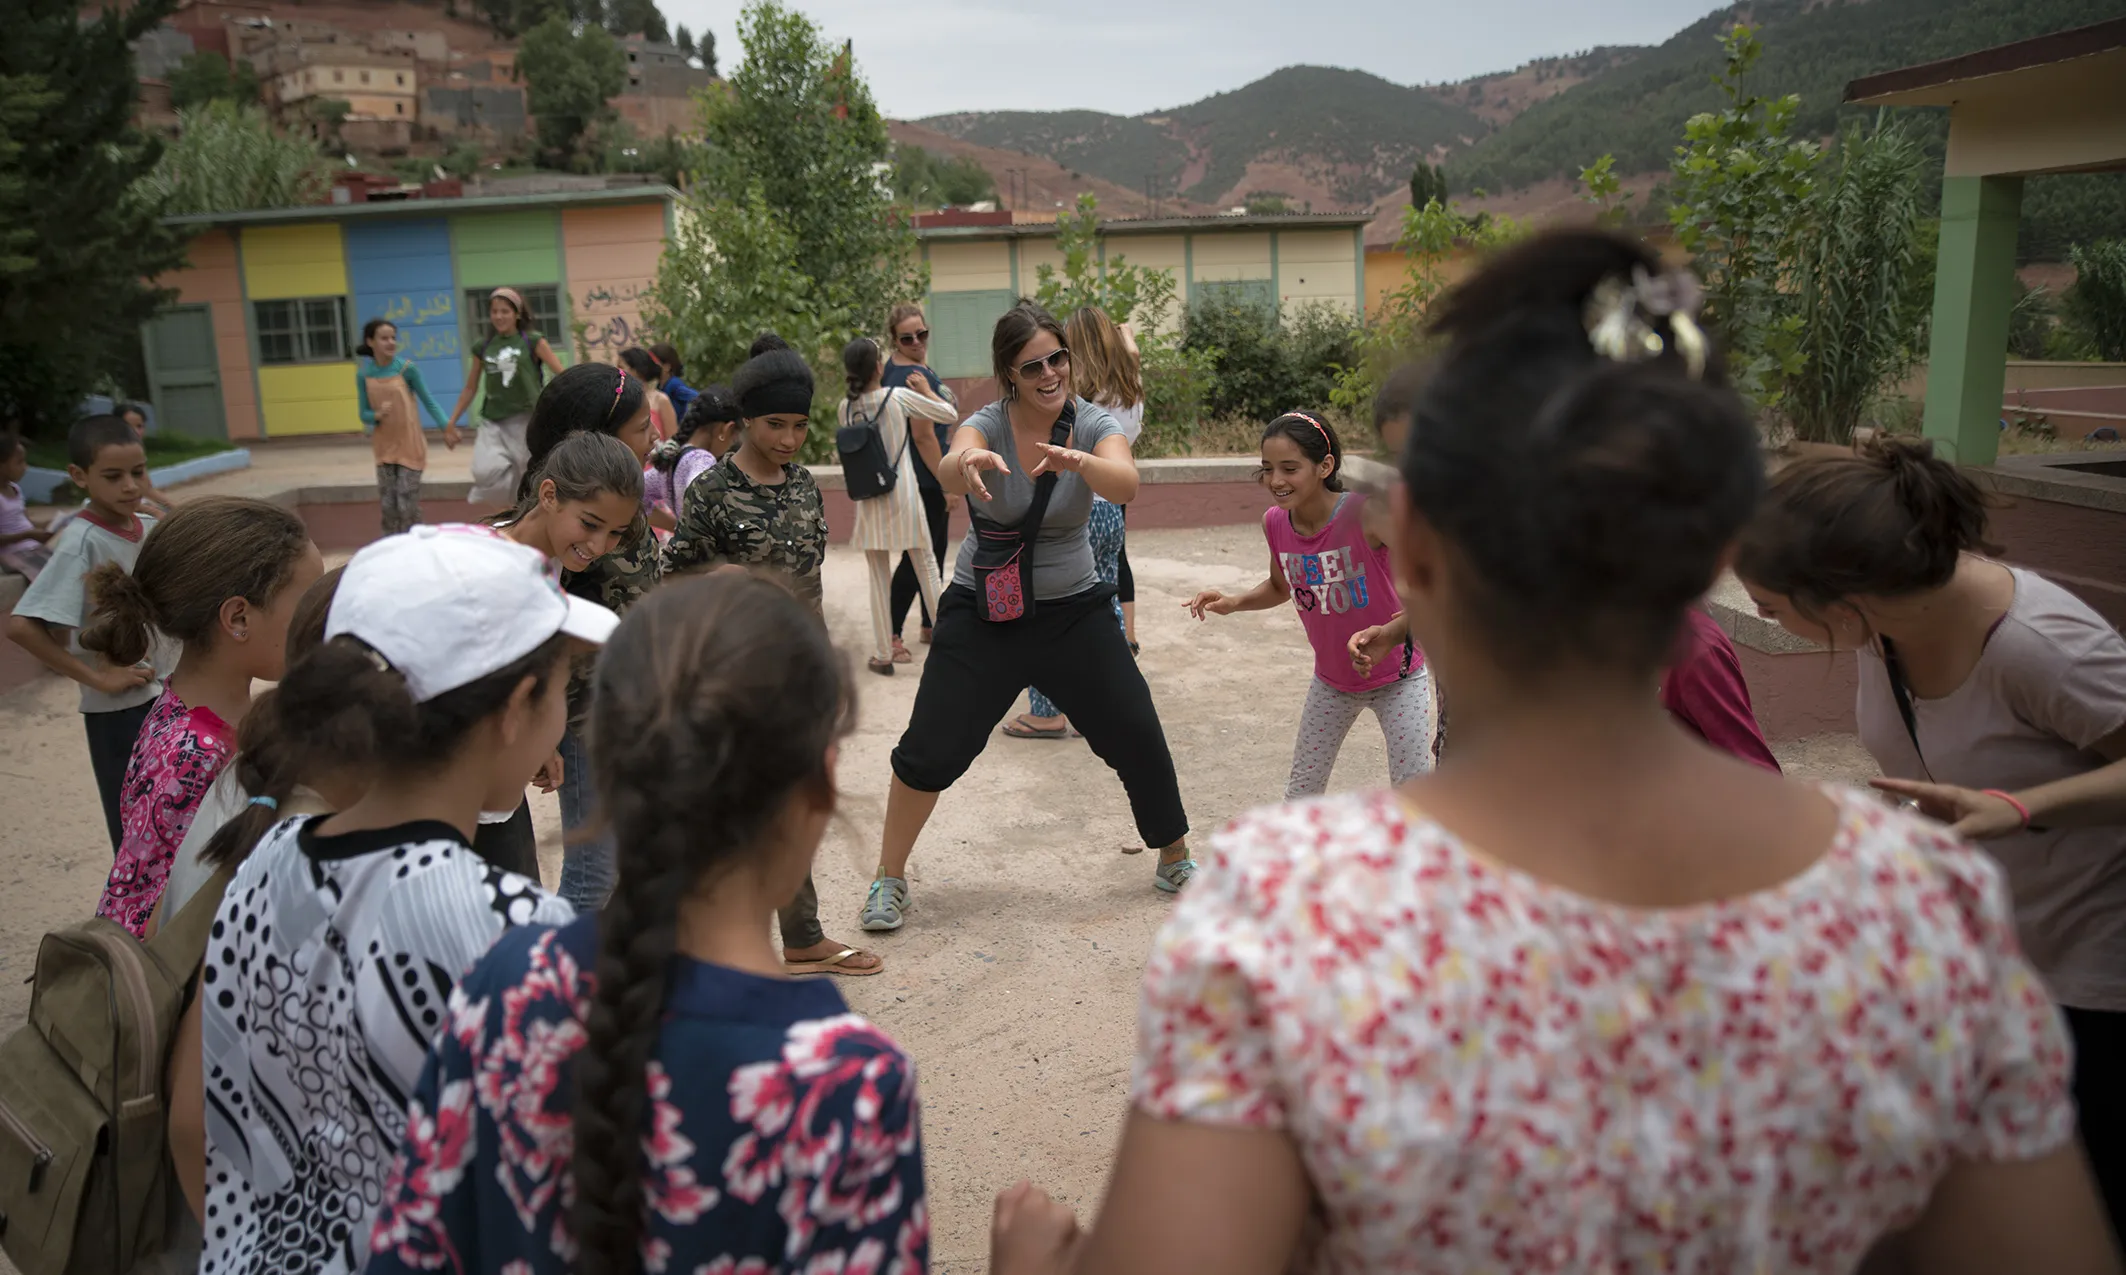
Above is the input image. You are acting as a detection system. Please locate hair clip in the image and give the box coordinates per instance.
[364,646,394,675]
[1584,265,1708,380]
[606,368,628,421]
[248,795,278,811]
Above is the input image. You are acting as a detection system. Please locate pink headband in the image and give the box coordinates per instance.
[488,286,526,317]
[1284,411,1334,452]
[606,368,628,421]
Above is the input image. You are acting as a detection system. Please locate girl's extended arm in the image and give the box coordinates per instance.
[445,358,480,433]
[898,392,948,477]
[534,337,564,377]
[1186,543,1290,619]
[1031,433,1138,504]
[404,362,450,429]
[939,423,996,498]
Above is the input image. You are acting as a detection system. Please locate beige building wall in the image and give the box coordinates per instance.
[1191,231,1273,282]
[1016,237,1066,296]
[928,241,1012,293]
[1277,229,1358,317]
[1109,234,1186,334]
[1944,56,2126,177]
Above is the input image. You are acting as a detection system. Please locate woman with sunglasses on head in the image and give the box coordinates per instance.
[862,301,1194,933]
[883,302,960,660]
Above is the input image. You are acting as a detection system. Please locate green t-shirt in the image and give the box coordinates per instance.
[475,331,543,421]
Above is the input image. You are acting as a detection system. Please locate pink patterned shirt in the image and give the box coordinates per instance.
[1134,786,2074,1272]
[97,689,233,937]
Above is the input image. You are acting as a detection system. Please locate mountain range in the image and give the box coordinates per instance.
[906,0,2126,257]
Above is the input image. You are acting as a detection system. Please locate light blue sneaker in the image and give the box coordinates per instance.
[1154,858,1197,894]
[862,876,909,931]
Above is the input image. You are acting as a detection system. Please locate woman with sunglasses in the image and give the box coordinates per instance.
[862,302,1195,933]
[882,303,960,660]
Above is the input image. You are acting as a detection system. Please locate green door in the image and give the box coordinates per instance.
[142,305,228,439]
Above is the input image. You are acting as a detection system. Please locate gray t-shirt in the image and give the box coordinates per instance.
[1858,567,2126,1012]
[951,397,1125,600]
[13,512,173,712]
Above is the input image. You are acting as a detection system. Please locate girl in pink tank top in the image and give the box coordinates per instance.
[1186,412,1436,797]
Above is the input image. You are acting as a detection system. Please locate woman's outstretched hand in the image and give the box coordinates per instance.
[1869,777,2026,839]
[991,1181,1080,1275]
[956,448,1009,501]
[1029,442,1089,478]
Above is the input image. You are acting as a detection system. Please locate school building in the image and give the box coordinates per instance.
[148,185,680,440]
[914,211,1371,391]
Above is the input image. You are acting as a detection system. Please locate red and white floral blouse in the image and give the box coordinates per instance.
[1134,786,2074,1272]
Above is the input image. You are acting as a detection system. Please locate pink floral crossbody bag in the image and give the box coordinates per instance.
[968,410,1073,623]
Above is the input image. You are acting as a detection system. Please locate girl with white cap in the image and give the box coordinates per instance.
[195,525,611,1275]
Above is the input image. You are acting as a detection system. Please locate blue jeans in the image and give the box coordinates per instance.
[1029,500,1126,718]
[557,726,617,912]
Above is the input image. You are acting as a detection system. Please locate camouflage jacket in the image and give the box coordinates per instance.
[665,454,827,615]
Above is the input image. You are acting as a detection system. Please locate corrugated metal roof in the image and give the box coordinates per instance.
[915,211,1374,240]
[161,185,681,228]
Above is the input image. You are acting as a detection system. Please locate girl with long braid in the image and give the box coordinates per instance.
[367,573,927,1275]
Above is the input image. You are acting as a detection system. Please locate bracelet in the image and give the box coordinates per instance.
[1982,789,2032,827]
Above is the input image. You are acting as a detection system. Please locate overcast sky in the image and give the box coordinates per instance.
[659,0,1730,118]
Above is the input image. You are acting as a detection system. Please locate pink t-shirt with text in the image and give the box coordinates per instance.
[1264,493,1417,694]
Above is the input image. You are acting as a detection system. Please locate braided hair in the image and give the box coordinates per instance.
[569,573,855,1274]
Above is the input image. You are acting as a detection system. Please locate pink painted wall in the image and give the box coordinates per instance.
[561,203,663,364]
[162,228,261,440]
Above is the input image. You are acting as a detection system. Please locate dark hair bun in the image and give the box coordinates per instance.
[1405,229,1759,672]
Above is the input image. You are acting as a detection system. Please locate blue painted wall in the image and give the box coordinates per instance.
[344,218,461,424]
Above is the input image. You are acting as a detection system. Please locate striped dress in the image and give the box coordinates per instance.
[845,386,956,552]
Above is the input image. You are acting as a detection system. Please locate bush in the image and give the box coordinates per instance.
[2065,240,2126,362]
[1180,297,1359,424]
[1137,341,1216,457]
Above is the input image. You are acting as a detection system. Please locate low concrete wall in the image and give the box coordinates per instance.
[1894,360,2126,403]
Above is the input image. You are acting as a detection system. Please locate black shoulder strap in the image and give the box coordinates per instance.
[1013,404,1077,582]
[1881,636,1927,771]
[873,390,909,469]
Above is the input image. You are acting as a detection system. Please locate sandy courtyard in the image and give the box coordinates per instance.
[0,522,1874,1273]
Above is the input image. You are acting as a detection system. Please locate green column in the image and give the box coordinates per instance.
[1922,175,2023,465]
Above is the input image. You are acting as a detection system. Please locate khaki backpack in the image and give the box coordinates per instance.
[0,867,231,1275]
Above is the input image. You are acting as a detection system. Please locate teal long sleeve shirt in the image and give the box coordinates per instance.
[355,357,449,430]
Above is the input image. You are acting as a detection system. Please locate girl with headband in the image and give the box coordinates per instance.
[1185,411,1434,797]
[445,285,565,506]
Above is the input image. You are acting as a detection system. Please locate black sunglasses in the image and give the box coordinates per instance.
[897,328,930,346]
[1013,348,1071,379]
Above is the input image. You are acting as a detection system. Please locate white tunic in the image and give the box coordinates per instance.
[844,386,957,552]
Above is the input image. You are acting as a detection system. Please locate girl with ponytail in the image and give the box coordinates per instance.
[990,231,2112,1273]
[368,572,928,1275]
[79,495,321,936]
[1739,435,2126,1231]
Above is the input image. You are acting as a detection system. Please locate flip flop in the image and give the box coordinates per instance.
[867,657,894,676]
[784,947,885,977]
[1001,715,1069,740]
[890,637,913,664]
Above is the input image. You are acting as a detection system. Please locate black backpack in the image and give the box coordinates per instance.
[837,392,905,501]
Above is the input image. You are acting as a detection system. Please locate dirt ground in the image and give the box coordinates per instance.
[0,521,1875,1274]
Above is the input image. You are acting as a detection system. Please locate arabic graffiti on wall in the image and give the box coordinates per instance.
[379,292,456,325]
[571,279,654,357]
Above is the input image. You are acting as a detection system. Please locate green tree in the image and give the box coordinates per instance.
[605,0,668,42]
[1243,191,1290,215]
[1665,24,1816,408]
[168,51,260,111]
[516,14,628,171]
[674,23,695,59]
[1328,196,1523,417]
[0,0,187,437]
[1782,120,1930,443]
[2065,240,2126,362]
[137,102,329,216]
[1033,194,1168,326]
[890,144,995,208]
[1408,160,1447,211]
[650,0,922,378]
[1576,152,1634,226]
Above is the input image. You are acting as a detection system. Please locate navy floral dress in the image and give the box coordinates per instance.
[365,916,927,1275]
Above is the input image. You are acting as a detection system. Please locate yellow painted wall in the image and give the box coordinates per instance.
[1109,234,1186,335]
[242,224,348,300]
[1192,231,1272,281]
[259,362,362,436]
[1278,230,1357,317]
[1016,237,1066,293]
[927,241,1012,292]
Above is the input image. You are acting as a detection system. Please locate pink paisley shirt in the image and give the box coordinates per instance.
[1134,786,2074,1272]
[96,689,233,936]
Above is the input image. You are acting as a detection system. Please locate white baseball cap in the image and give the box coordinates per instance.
[326,524,619,703]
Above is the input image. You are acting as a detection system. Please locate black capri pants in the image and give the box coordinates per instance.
[891,583,1189,849]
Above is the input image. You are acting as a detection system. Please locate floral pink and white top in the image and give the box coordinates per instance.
[1134,787,2074,1273]
[96,688,233,936]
